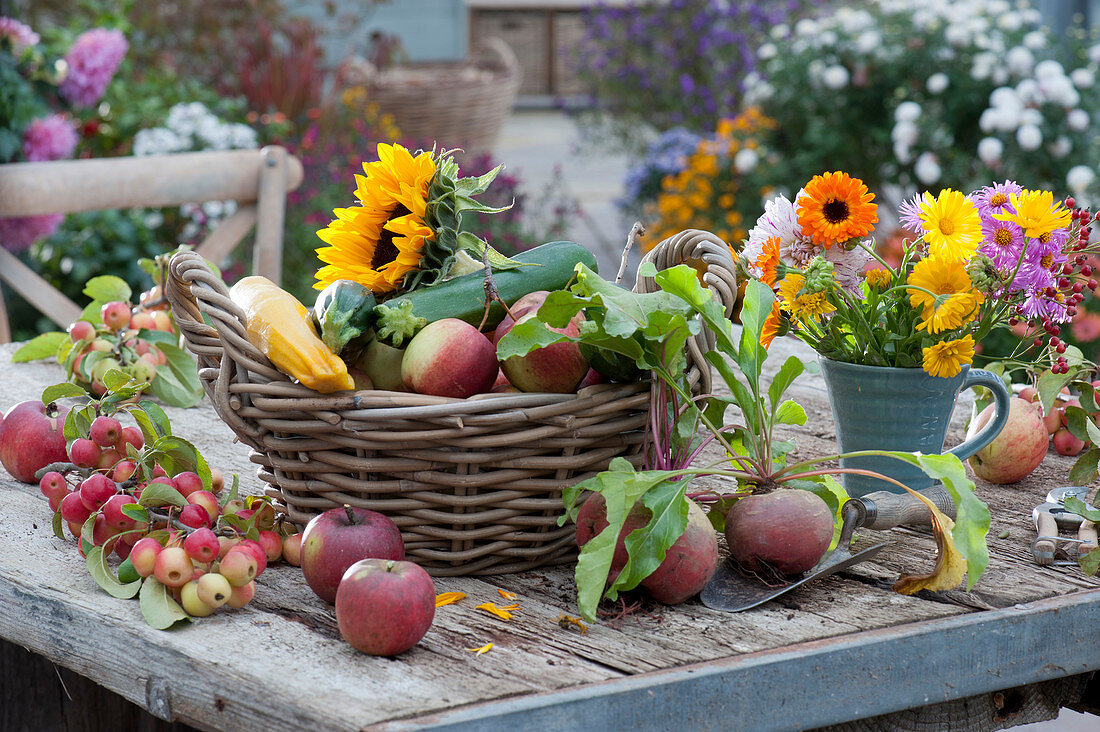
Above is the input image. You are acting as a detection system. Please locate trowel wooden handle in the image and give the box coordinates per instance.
[860,486,955,530]
[1078,520,1098,558]
[1033,511,1059,566]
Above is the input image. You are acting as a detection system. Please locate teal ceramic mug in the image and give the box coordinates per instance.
[818,357,1011,497]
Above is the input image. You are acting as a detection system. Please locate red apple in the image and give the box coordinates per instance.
[0,401,69,483]
[282,533,303,566]
[493,290,549,344]
[335,558,435,656]
[498,311,589,393]
[67,320,95,342]
[400,319,498,398]
[967,396,1048,484]
[301,505,405,604]
[1053,428,1086,456]
[100,301,131,331]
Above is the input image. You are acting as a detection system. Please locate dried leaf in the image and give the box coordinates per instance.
[466,643,493,655]
[496,589,517,600]
[435,591,466,607]
[476,602,514,620]
[893,488,968,594]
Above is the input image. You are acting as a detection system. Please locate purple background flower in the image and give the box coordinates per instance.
[59,28,128,108]
[0,215,64,254]
[22,114,78,162]
[0,17,39,52]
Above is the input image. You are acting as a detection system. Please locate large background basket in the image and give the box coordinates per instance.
[341,37,521,160]
[164,230,736,576]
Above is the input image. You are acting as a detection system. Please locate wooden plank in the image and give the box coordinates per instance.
[381,589,1100,732]
[0,147,304,217]
[0,246,82,331]
[0,334,1098,731]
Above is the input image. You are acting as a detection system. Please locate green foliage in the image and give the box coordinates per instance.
[502,261,992,618]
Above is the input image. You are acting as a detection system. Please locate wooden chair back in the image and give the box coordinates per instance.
[0,146,304,342]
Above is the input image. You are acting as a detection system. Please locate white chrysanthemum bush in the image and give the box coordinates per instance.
[744,0,1100,209]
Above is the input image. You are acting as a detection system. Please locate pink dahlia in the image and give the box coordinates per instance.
[0,215,63,253]
[58,28,127,108]
[0,17,39,53]
[22,114,78,162]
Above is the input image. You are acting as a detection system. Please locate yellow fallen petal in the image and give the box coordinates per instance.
[497,589,517,601]
[476,602,514,620]
[893,488,968,594]
[497,603,520,611]
[435,591,466,607]
[466,643,493,656]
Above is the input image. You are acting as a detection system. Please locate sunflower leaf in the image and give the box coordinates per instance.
[456,163,504,196]
[456,233,532,271]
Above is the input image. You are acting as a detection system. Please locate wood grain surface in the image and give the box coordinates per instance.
[0,335,1097,732]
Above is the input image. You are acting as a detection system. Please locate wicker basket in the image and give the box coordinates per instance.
[164,230,737,576]
[342,37,521,159]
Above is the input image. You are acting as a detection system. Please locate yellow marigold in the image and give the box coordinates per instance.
[864,267,892,289]
[906,255,975,321]
[922,335,975,378]
[779,273,836,320]
[918,189,982,260]
[917,292,984,333]
[993,189,1072,239]
[796,171,878,247]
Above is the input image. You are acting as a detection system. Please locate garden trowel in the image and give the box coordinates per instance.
[701,486,956,612]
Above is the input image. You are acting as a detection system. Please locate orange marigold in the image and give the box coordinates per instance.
[797,171,878,247]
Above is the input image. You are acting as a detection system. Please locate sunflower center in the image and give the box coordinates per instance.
[990,192,1008,207]
[823,199,850,224]
[937,217,956,236]
[371,204,411,270]
[994,229,1013,248]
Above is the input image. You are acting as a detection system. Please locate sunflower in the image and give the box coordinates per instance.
[907,255,974,318]
[993,189,1072,240]
[864,267,892,290]
[922,335,975,378]
[755,236,781,286]
[796,171,878,247]
[918,189,982,260]
[315,144,437,293]
[778,273,835,320]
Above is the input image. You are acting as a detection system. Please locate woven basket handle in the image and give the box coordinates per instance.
[164,251,285,442]
[633,229,738,395]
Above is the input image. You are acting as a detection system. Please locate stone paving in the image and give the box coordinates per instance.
[494,109,637,280]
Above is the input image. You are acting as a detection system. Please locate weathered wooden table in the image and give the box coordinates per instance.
[1,337,1098,732]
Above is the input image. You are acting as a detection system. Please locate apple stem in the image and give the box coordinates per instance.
[344,504,356,525]
[386,560,396,572]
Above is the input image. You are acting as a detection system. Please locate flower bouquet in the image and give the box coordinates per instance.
[741,172,1095,378]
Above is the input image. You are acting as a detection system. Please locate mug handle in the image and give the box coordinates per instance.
[947,368,1011,462]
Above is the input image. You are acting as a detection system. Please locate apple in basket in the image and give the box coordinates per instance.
[336,558,436,656]
[300,505,405,604]
[496,309,589,394]
[400,318,498,398]
[0,400,70,484]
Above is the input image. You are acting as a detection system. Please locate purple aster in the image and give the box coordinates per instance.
[973,180,1023,224]
[58,28,128,108]
[1019,289,1072,324]
[0,17,39,53]
[0,215,63,253]
[978,218,1025,273]
[898,192,924,232]
[22,114,78,162]
[1028,225,1071,260]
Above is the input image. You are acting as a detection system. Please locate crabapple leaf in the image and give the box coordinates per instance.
[13,332,68,363]
[87,545,142,599]
[139,576,191,629]
[83,275,131,304]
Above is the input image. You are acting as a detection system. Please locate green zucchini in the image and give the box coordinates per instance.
[373,241,598,346]
[312,279,376,355]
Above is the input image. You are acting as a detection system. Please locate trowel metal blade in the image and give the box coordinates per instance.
[700,542,890,613]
